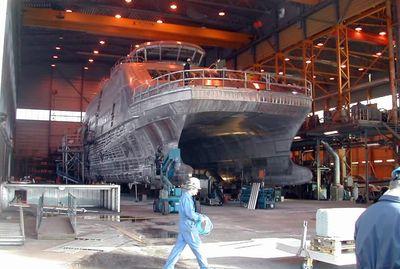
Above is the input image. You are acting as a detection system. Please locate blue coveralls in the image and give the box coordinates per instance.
[163,190,208,269]
[355,192,400,269]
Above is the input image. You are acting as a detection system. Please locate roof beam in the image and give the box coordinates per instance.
[23,8,252,48]
[289,0,321,5]
[185,0,270,14]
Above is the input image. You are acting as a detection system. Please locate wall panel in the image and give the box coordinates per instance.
[306,5,336,37]
[18,64,105,111]
[15,120,81,158]
[237,49,253,70]
[255,39,275,63]
[279,24,304,51]
[340,0,384,21]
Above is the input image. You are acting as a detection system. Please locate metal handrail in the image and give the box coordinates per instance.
[19,206,25,239]
[132,69,312,102]
[67,193,77,234]
[36,193,44,233]
[111,56,144,76]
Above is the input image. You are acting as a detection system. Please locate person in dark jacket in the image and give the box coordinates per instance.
[355,167,400,269]
[183,58,191,85]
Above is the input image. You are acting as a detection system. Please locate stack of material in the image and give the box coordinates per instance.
[247,183,261,210]
[311,208,365,255]
[315,208,365,239]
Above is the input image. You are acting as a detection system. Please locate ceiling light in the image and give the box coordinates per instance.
[317,42,324,47]
[294,136,301,140]
[218,11,225,16]
[59,36,63,40]
[358,67,364,71]
[367,142,380,147]
[84,66,89,70]
[170,3,177,10]
[157,19,163,24]
[135,44,140,48]
[65,9,72,13]
[387,159,395,162]
[352,161,359,165]
[284,57,290,61]
[355,27,362,32]
[313,75,316,79]
[125,0,132,3]
[324,130,338,135]
[341,64,346,68]
[55,46,61,50]
[88,58,94,63]
[99,40,105,45]
[379,31,386,36]
[115,14,122,19]
[51,64,56,67]
[93,50,99,54]
[52,55,58,59]
[253,83,260,89]
[146,42,151,45]
[292,91,298,95]
[278,71,283,75]
[374,160,383,163]
[260,69,264,72]
[305,59,311,64]
[376,52,382,56]
[329,77,335,80]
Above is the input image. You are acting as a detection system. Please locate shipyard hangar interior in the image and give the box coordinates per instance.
[0,0,399,268]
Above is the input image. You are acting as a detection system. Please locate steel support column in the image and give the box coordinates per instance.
[275,52,286,83]
[336,25,351,113]
[48,68,54,156]
[302,40,315,114]
[396,0,400,115]
[80,67,85,123]
[316,139,321,200]
[387,0,398,123]
[364,131,369,203]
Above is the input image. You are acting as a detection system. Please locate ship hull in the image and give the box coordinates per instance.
[86,86,312,185]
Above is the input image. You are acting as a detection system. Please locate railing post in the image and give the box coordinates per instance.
[222,69,225,88]
[19,206,25,239]
[202,69,205,87]
[244,72,247,89]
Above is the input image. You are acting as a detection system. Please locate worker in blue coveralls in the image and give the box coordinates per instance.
[355,167,400,269]
[163,177,209,269]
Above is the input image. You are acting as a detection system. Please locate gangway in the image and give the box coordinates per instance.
[0,205,25,245]
[36,193,77,240]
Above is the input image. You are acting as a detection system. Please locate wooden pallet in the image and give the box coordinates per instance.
[311,236,355,256]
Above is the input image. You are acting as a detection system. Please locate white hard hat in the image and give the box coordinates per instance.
[185,177,201,190]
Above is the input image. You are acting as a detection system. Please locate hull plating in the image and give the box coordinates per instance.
[86,86,312,185]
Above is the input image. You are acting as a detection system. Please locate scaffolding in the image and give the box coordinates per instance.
[57,134,85,184]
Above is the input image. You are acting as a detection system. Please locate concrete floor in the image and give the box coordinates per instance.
[0,198,366,269]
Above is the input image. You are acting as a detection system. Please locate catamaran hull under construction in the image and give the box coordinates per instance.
[86,86,312,185]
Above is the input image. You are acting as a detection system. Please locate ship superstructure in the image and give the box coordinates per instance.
[83,41,313,185]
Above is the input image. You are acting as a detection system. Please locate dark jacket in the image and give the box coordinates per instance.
[355,191,400,269]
